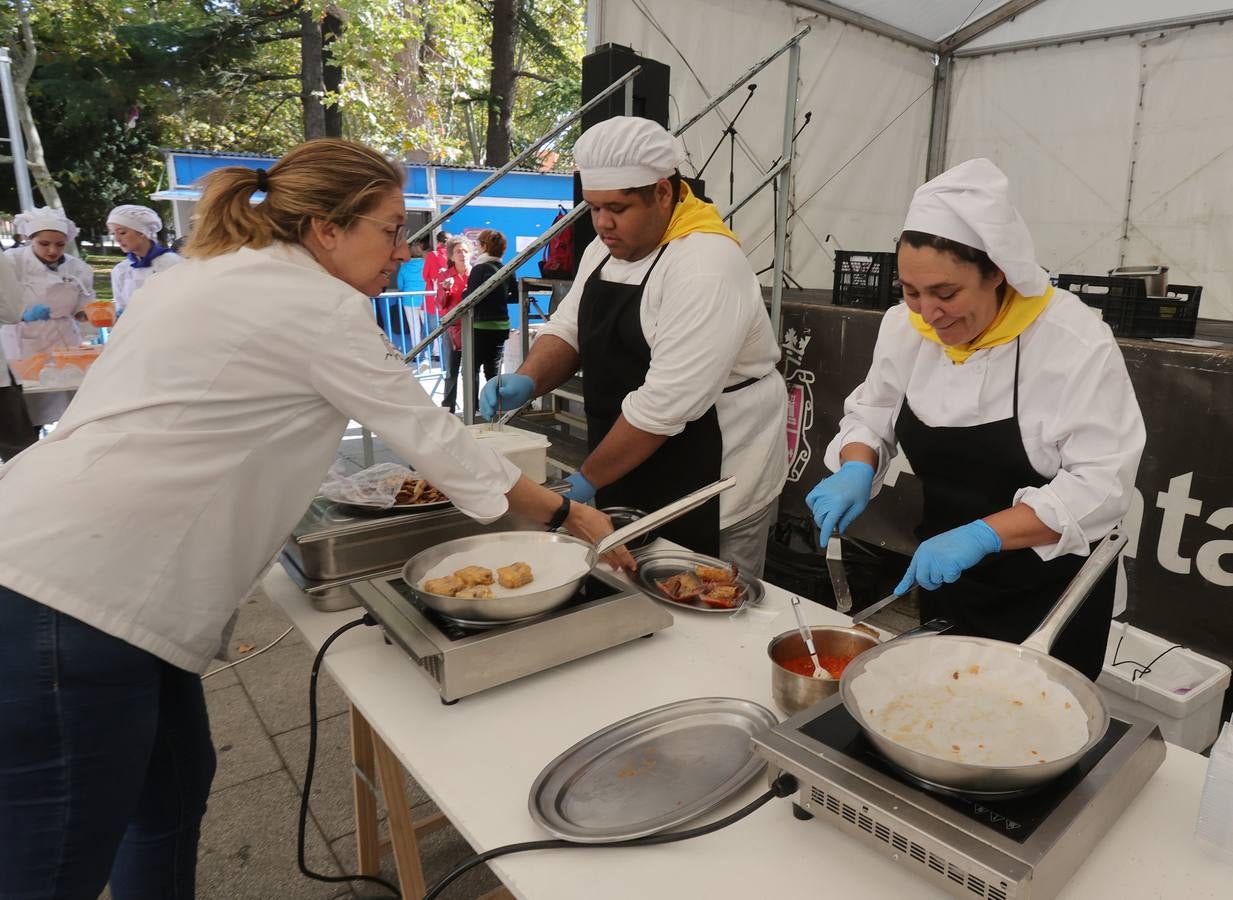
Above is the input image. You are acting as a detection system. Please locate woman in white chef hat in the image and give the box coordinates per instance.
[106,203,183,312]
[807,158,1144,680]
[1,206,96,363]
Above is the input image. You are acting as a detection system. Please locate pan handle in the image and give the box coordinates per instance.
[1021,528,1127,655]
[594,476,736,556]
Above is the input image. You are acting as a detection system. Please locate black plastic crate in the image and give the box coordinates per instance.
[833,250,901,309]
[1058,274,1201,339]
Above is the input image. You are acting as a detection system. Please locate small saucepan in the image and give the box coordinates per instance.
[768,624,881,716]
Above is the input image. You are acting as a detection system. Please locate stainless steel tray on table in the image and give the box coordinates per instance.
[528,697,776,842]
[630,548,765,613]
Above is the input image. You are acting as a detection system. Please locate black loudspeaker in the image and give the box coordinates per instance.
[574,44,672,270]
[580,43,670,133]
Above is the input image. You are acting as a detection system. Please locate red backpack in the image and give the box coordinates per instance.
[539,206,575,279]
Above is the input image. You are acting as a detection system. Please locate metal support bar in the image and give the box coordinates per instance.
[954,11,1233,57]
[787,2,935,52]
[673,27,811,137]
[937,0,1047,55]
[0,48,34,212]
[722,159,788,223]
[460,308,476,423]
[769,41,801,338]
[407,67,640,247]
[925,54,953,179]
[623,77,634,116]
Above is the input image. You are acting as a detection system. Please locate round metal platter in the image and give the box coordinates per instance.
[631,548,764,613]
[528,697,777,842]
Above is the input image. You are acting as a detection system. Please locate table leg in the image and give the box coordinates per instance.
[349,706,382,875]
[372,733,428,898]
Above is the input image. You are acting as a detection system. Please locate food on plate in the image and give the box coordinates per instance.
[423,575,463,596]
[497,561,534,589]
[455,585,494,599]
[698,583,743,609]
[454,565,494,587]
[780,654,856,680]
[655,571,703,602]
[395,477,448,505]
[695,563,737,584]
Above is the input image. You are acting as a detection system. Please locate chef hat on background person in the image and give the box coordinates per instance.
[574,116,685,190]
[14,206,78,243]
[902,158,1049,297]
[106,204,163,240]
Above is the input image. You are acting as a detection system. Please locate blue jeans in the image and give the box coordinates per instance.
[0,586,216,899]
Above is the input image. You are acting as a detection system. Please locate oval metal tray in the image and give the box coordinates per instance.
[631,548,764,613]
[528,697,777,842]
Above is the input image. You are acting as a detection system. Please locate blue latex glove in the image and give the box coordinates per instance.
[563,471,597,503]
[894,519,1003,594]
[479,373,535,421]
[805,461,875,544]
[21,304,51,322]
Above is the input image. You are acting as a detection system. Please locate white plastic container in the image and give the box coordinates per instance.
[1096,622,1232,752]
[1196,720,1233,862]
[467,424,550,484]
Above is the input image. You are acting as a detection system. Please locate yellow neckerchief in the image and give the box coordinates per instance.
[657,182,740,247]
[909,285,1053,364]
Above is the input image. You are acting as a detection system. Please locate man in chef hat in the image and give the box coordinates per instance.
[106,204,183,313]
[479,116,788,575]
[807,158,1144,679]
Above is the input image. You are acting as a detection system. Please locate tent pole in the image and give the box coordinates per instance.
[925,54,952,180]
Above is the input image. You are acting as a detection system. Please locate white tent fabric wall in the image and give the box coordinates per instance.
[587,0,934,291]
[947,22,1233,319]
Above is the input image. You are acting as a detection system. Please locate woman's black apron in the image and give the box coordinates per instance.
[576,247,753,556]
[893,339,1114,680]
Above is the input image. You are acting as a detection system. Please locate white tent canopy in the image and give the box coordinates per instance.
[587,0,1233,318]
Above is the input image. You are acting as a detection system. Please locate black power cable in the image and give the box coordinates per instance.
[422,773,800,900]
[297,615,401,899]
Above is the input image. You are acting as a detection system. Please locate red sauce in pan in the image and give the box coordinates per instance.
[781,654,855,679]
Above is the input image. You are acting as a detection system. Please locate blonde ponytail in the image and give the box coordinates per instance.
[184,139,405,259]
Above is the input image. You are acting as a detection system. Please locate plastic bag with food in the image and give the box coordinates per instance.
[319,462,416,509]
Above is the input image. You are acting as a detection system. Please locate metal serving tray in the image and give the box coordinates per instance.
[284,480,566,580]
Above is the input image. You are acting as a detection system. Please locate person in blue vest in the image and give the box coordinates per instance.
[807,159,1145,679]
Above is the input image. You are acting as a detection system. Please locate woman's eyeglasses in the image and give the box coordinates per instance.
[355,215,412,247]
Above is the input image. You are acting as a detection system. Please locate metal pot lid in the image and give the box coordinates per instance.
[528,697,777,843]
[630,549,764,614]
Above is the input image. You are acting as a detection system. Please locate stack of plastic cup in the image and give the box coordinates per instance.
[1196,719,1233,862]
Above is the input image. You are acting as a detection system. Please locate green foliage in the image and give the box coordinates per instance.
[0,0,585,232]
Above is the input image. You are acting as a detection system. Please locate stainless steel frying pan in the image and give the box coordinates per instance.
[838,529,1126,797]
[402,477,735,624]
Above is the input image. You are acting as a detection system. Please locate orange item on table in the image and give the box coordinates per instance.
[52,347,102,371]
[9,353,49,382]
[85,301,116,327]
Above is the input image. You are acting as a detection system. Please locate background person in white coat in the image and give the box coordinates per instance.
[806,159,1145,680]
[480,116,789,577]
[0,138,630,899]
[106,203,183,313]
[0,251,37,459]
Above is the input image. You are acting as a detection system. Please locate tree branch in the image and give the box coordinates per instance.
[513,69,554,84]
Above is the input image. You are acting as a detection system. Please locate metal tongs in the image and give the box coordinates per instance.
[592,476,736,557]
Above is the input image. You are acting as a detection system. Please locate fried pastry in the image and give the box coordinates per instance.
[455,585,494,599]
[656,571,704,602]
[454,565,494,587]
[497,561,534,589]
[695,563,737,584]
[422,575,463,596]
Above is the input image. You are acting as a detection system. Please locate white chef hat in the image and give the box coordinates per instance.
[13,206,78,243]
[107,204,163,239]
[902,158,1049,297]
[574,116,684,191]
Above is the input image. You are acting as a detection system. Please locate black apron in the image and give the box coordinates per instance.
[893,339,1114,680]
[0,370,38,462]
[577,247,754,556]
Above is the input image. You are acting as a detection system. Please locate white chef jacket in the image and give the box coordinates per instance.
[0,245,95,364]
[540,233,788,527]
[0,242,522,672]
[0,253,23,388]
[824,289,1145,560]
[111,250,183,312]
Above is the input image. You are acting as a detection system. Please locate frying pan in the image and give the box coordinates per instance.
[401,477,735,624]
[838,529,1126,797]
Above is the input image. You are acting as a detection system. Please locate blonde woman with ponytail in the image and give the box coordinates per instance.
[0,138,631,898]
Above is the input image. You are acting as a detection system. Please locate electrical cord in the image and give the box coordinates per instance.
[297,615,401,898]
[422,773,800,900]
[201,625,295,679]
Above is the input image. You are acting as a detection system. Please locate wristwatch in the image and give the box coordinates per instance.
[547,495,572,531]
